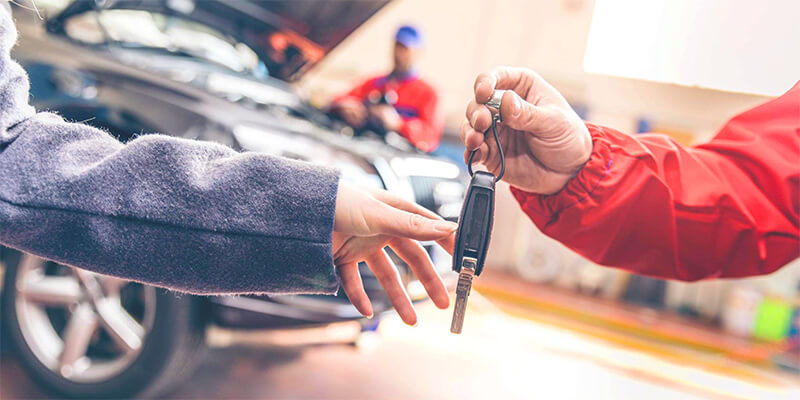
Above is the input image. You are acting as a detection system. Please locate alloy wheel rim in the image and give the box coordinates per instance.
[14,254,156,383]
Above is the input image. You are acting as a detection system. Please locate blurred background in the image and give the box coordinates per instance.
[1,0,798,399]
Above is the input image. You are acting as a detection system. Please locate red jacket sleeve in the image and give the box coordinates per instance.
[332,78,374,104]
[397,87,444,152]
[511,82,800,281]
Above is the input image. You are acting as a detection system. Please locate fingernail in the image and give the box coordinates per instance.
[366,313,374,320]
[412,321,419,327]
[475,82,487,101]
[511,94,522,118]
[434,220,458,232]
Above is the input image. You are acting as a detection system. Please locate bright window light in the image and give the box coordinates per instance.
[584,0,800,96]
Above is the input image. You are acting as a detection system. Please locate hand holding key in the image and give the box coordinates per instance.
[461,67,593,195]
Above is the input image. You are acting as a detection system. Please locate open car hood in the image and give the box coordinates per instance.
[49,0,391,81]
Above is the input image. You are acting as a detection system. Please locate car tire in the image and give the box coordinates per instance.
[2,250,208,399]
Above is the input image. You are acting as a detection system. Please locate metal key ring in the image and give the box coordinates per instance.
[467,90,506,181]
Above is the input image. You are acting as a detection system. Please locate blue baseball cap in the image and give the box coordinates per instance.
[395,25,424,48]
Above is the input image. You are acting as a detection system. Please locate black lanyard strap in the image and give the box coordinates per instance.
[467,113,505,181]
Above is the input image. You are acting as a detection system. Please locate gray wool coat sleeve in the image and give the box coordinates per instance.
[0,7,341,295]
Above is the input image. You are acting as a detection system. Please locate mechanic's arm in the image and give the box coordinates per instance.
[332,78,373,105]
[462,67,799,281]
[329,78,374,127]
[397,89,444,152]
[0,8,454,320]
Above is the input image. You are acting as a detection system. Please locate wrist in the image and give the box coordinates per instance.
[511,123,612,216]
[333,182,353,232]
[555,122,594,179]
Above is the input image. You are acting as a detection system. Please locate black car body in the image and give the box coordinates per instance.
[1,1,465,397]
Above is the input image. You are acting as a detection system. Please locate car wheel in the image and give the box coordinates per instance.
[2,251,207,398]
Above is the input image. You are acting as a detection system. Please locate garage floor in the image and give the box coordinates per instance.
[3,286,799,400]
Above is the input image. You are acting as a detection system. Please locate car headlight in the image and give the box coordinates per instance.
[389,157,461,179]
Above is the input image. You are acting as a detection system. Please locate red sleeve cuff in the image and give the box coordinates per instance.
[510,123,614,221]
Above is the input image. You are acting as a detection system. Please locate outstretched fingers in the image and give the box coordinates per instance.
[337,262,373,318]
[366,250,417,326]
[390,238,449,309]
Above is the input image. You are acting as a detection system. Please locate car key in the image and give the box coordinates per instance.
[450,170,495,333]
[450,90,505,334]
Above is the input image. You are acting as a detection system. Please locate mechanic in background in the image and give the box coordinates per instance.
[330,25,444,152]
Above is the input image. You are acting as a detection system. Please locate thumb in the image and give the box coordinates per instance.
[371,204,457,241]
[499,90,551,135]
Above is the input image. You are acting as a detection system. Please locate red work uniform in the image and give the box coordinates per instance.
[335,73,443,152]
[512,82,800,281]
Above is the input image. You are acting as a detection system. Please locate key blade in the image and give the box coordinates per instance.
[450,259,477,334]
[450,283,470,333]
[450,269,474,333]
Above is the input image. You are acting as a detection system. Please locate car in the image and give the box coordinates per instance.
[1,1,466,397]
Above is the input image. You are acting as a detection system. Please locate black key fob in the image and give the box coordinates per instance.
[452,171,495,277]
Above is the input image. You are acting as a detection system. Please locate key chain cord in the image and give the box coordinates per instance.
[467,114,505,181]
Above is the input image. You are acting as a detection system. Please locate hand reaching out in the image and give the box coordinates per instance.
[333,183,454,326]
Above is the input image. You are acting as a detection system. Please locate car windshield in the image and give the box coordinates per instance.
[63,9,265,78]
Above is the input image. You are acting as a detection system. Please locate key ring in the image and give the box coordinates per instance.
[467,90,506,181]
